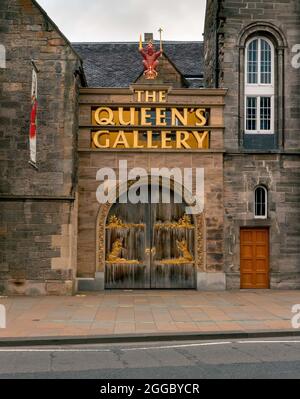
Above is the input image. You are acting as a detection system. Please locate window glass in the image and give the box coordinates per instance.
[260,97,271,130]
[245,37,274,134]
[246,97,257,131]
[255,187,267,218]
[260,39,272,84]
[247,39,258,84]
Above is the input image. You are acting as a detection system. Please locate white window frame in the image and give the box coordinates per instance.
[245,37,275,134]
[254,186,268,219]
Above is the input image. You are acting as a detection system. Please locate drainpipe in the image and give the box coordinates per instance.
[215,0,221,88]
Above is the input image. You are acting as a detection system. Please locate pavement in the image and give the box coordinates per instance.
[0,290,299,344]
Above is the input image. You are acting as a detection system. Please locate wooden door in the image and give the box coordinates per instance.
[105,197,150,289]
[240,228,269,289]
[150,187,196,289]
[105,185,196,289]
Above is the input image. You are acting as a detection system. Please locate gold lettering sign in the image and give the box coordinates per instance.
[92,131,209,150]
[135,90,167,103]
[92,107,207,127]
[90,91,211,150]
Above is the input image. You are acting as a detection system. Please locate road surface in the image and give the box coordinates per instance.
[0,338,299,379]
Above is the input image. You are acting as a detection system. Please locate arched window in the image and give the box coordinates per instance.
[245,37,274,134]
[254,186,268,219]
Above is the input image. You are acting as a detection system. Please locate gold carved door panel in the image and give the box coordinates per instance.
[105,186,196,289]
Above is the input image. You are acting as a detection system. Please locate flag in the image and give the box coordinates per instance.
[29,68,38,165]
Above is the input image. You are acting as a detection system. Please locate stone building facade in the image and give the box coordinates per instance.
[0,0,299,294]
[205,0,300,288]
[0,0,85,295]
[76,86,226,291]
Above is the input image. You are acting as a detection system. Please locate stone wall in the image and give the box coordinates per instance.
[204,0,300,289]
[224,154,300,289]
[206,0,300,150]
[0,200,78,295]
[0,0,82,295]
[77,152,224,279]
[204,0,220,88]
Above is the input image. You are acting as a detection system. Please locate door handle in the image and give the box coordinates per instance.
[145,248,156,256]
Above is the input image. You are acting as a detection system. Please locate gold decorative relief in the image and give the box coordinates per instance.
[106,238,139,264]
[154,214,194,230]
[159,240,194,265]
[98,203,111,271]
[177,215,194,228]
[106,215,144,229]
[195,213,204,271]
[107,215,123,228]
[177,239,193,261]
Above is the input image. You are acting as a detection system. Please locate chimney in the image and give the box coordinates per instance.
[144,33,153,42]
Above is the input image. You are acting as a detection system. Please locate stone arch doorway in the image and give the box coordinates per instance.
[98,182,200,289]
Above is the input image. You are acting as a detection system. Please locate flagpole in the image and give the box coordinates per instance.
[158,28,163,52]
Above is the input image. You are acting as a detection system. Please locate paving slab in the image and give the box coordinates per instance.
[0,290,299,344]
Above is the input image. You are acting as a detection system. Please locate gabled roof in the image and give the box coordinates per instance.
[134,51,190,88]
[32,0,87,86]
[33,0,82,62]
[72,41,204,88]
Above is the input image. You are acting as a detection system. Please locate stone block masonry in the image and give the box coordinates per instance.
[0,0,83,295]
[205,0,300,289]
[0,199,78,295]
[224,154,300,289]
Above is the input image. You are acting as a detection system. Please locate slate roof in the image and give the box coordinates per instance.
[72,41,204,88]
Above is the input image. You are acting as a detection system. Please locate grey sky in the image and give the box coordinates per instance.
[37,0,207,42]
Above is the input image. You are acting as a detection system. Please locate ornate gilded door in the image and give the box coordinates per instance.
[105,186,196,289]
[105,196,150,289]
[150,187,196,289]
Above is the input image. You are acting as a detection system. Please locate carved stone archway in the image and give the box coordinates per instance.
[96,177,205,279]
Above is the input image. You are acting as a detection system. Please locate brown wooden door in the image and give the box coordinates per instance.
[240,228,269,289]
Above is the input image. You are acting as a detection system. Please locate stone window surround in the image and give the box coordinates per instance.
[254,185,268,220]
[96,178,205,276]
[237,22,288,149]
[245,37,275,134]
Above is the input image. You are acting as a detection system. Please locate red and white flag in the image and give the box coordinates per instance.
[29,68,38,165]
